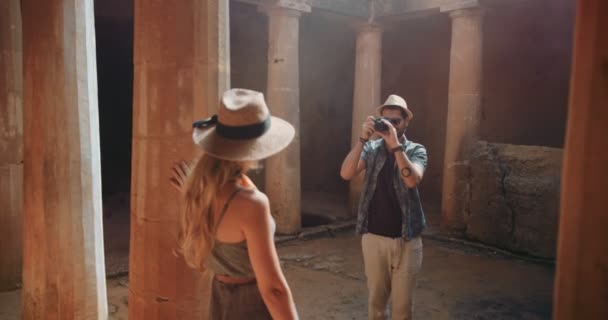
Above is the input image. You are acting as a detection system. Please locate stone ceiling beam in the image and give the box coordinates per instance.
[236,0,368,17]
[440,0,481,12]
[307,0,369,17]
[379,0,541,17]
[91,0,546,21]
[382,0,444,17]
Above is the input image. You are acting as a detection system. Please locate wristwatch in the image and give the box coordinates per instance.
[390,145,405,153]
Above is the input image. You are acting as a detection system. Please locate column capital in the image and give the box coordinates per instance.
[259,0,311,16]
[440,0,485,17]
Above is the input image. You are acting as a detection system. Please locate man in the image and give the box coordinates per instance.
[340,94,427,320]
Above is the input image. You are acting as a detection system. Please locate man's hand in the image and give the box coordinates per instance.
[341,117,373,180]
[376,119,400,148]
[361,116,376,140]
[170,160,191,194]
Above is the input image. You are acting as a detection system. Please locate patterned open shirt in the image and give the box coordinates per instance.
[356,138,428,240]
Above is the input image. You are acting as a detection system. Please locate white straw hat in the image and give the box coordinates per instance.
[376,94,413,120]
[192,88,295,161]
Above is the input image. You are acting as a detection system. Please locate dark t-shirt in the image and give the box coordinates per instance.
[367,153,402,238]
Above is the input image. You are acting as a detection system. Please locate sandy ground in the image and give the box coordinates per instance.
[0,232,554,320]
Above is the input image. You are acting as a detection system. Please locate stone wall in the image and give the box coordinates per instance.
[95,15,133,196]
[465,141,562,258]
[92,0,574,226]
[230,2,356,194]
[382,15,451,202]
[382,0,575,199]
[481,0,575,147]
[230,1,269,188]
[299,13,356,194]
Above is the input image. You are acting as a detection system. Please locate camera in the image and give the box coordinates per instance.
[374,118,389,132]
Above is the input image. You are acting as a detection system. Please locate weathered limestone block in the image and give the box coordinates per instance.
[467,141,562,258]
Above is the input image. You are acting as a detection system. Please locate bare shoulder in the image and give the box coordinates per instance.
[231,188,270,221]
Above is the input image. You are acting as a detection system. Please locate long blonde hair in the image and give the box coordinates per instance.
[177,153,251,271]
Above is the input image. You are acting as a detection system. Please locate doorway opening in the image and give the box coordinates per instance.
[94,1,134,276]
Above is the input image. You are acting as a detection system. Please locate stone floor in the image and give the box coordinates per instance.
[0,232,555,320]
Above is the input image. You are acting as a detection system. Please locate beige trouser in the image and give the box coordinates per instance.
[362,233,423,320]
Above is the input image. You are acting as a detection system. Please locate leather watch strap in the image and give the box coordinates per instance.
[390,145,405,153]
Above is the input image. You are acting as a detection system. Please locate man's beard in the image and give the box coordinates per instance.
[397,127,407,137]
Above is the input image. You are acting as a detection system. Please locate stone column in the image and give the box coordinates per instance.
[262,1,310,235]
[348,24,382,216]
[440,2,484,235]
[0,0,23,292]
[21,0,108,318]
[554,0,608,318]
[129,1,230,318]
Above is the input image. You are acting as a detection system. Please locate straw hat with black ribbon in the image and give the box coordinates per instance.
[192,88,295,161]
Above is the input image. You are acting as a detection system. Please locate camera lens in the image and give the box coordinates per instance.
[374,119,388,132]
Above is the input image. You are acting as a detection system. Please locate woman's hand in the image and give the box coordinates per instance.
[170,160,191,194]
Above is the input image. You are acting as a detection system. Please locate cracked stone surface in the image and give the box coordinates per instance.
[468,141,562,259]
[0,232,554,319]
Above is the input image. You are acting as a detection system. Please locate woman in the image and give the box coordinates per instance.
[170,88,299,320]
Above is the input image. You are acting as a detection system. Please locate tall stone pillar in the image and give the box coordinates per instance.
[554,0,608,318]
[262,1,310,235]
[440,2,484,235]
[21,0,108,318]
[348,24,382,216]
[0,0,23,292]
[129,1,230,318]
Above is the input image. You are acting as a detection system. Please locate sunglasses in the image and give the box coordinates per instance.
[382,117,403,126]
